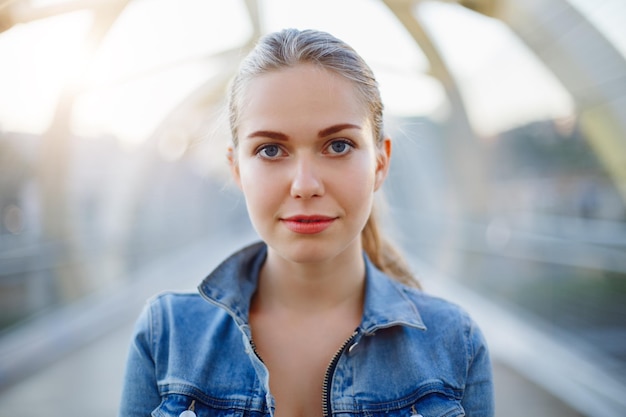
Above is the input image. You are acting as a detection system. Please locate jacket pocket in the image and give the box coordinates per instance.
[152,394,267,417]
[359,389,464,417]
[407,391,464,417]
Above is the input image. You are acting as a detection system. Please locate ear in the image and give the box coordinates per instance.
[227,146,242,189]
[374,137,391,191]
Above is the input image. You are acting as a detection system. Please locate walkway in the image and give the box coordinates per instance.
[0,233,616,416]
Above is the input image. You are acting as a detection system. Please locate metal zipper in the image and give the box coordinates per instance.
[249,337,265,363]
[321,329,359,417]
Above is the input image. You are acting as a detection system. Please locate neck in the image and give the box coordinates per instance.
[254,244,366,314]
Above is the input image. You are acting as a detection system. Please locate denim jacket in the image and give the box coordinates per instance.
[119,242,494,417]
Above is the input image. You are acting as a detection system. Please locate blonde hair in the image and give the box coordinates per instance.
[228,28,419,288]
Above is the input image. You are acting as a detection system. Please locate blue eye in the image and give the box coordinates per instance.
[328,140,352,155]
[258,145,281,158]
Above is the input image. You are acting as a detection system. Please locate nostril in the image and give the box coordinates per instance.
[290,168,324,198]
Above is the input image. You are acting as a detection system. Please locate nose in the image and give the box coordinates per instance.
[290,156,324,199]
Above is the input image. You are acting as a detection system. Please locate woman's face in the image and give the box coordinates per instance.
[230,63,390,265]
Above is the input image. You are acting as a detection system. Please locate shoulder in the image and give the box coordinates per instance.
[145,290,203,314]
[143,290,229,331]
[148,290,206,309]
[404,286,473,326]
[137,290,239,357]
[392,281,484,344]
[146,289,224,313]
[363,260,477,338]
[401,284,489,355]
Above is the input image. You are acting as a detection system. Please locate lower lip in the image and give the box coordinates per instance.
[282,219,335,234]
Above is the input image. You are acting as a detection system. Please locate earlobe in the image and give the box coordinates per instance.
[374,138,392,191]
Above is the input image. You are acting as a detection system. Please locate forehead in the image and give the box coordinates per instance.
[238,64,369,136]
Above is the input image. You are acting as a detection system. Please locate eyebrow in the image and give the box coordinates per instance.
[246,123,361,141]
[246,130,289,141]
[318,123,361,137]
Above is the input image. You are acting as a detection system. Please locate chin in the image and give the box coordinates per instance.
[275,242,336,264]
[268,234,360,266]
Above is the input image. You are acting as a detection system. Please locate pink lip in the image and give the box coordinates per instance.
[281,215,336,234]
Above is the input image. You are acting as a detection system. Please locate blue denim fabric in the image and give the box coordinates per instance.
[119,242,494,417]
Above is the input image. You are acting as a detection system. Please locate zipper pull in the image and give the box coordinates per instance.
[179,400,196,417]
[410,405,424,417]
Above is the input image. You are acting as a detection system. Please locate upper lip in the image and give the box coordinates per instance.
[281,215,336,222]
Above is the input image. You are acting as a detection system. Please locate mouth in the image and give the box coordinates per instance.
[281,215,337,234]
[283,215,336,223]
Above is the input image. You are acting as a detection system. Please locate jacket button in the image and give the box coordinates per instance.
[180,399,197,416]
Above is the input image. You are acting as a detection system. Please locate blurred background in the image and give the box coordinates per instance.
[0,0,625,416]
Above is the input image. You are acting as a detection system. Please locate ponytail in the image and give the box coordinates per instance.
[361,210,420,289]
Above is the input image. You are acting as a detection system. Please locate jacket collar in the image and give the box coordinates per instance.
[198,241,426,333]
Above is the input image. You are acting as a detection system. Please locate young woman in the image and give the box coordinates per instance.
[119,28,494,417]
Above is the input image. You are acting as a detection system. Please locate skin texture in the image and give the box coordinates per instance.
[230,63,390,272]
[228,63,392,417]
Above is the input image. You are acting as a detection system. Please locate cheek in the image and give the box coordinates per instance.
[238,162,283,210]
[334,157,377,206]
[355,151,379,186]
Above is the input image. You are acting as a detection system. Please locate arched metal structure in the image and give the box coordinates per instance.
[494,0,626,203]
[1,2,625,413]
[1,0,625,302]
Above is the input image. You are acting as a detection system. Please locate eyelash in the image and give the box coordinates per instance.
[325,139,354,155]
[256,144,284,159]
[255,139,355,159]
